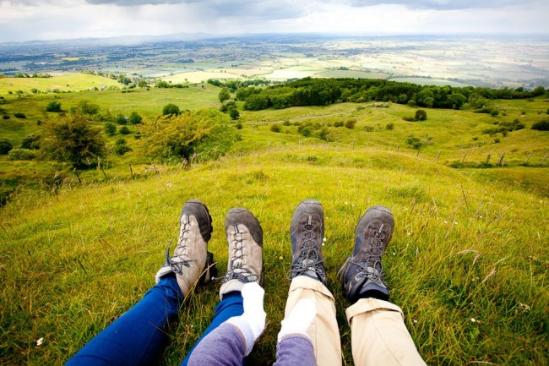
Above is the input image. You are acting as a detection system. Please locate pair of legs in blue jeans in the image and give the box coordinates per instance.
[66,273,243,366]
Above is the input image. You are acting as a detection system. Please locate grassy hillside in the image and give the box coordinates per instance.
[0,78,548,365]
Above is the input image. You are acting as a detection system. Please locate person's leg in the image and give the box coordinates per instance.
[67,199,216,366]
[284,200,342,366]
[67,274,182,366]
[183,207,264,365]
[339,205,426,366]
[283,276,342,366]
[346,298,425,366]
[180,291,244,366]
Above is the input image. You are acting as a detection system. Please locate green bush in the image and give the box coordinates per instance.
[42,115,106,169]
[219,88,231,103]
[114,138,132,156]
[406,136,423,150]
[128,111,142,124]
[46,101,62,112]
[531,120,549,131]
[0,138,13,154]
[8,148,36,160]
[363,126,374,132]
[78,100,100,115]
[270,124,282,133]
[2,115,9,120]
[334,121,344,127]
[105,122,116,136]
[345,119,356,129]
[229,108,240,120]
[14,112,26,119]
[119,126,131,135]
[144,109,238,163]
[236,122,243,129]
[415,110,427,121]
[116,114,127,125]
[162,103,180,116]
[20,135,40,149]
[319,128,334,142]
[386,123,394,130]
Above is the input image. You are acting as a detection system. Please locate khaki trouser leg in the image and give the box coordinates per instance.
[346,298,426,366]
[284,275,342,366]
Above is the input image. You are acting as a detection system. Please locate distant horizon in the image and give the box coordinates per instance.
[2,31,549,47]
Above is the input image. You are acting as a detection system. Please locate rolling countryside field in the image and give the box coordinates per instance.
[1,73,548,365]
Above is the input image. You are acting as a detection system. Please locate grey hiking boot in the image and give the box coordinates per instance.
[338,205,394,302]
[155,200,216,296]
[290,200,327,284]
[219,208,263,297]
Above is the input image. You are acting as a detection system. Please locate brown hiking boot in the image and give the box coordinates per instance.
[220,208,263,297]
[290,200,327,284]
[338,205,394,302]
[155,200,216,296]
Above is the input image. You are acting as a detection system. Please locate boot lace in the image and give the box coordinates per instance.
[350,224,387,282]
[224,225,258,283]
[290,215,325,280]
[167,215,194,275]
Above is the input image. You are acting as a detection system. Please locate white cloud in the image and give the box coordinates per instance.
[0,0,547,42]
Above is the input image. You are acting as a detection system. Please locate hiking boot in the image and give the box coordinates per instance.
[290,200,327,284]
[155,200,216,296]
[220,208,263,297]
[338,205,394,302]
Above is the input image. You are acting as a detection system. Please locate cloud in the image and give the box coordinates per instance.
[342,0,541,10]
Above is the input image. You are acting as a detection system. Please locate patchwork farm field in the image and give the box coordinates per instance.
[0,74,548,365]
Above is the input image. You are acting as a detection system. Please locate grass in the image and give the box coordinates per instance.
[0,80,548,365]
[0,73,122,95]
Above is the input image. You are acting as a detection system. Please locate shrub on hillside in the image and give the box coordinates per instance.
[386,123,394,130]
[129,111,142,124]
[229,108,240,120]
[105,122,116,136]
[119,126,130,135]
[114,138,132,156]
[143,109,238,163]
[334,121,344,127]
[531,120,549,131]
[14,112,26,119]
[345,119,356,129]
[20,134,40,150]
[162,103,180,116]
[116,114,127,125]
[415,110,427,121]
[42,115,106,169]
[219,88,231,103]
[78,100,100,115]
[2,114,9,120]
[319,128,334,142]
[406,136,423,150]
[8,148,36,160]
[46,101,62,112]
[270,124,282,133]
[0,139,13,154]
[363,126,374,132]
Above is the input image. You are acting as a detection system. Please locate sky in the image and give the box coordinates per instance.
[0,0,548,43]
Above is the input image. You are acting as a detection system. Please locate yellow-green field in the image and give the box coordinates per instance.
[0,80,548,365]
[0,73,122,95]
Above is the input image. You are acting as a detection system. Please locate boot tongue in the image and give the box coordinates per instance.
[302,259,320,280]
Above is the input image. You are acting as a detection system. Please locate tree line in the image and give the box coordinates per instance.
[234,78,546,111]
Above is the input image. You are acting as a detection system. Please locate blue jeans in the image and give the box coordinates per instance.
[66,274,244,366]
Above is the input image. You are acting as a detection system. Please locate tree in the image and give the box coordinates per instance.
[42,115,106,169]
[46,101,62,112]
[105,122,116,136]
[219,88,231,103]
[415,110,427,121]
[163,103,180,116]
[129,111,142,124]
[0,138,13,154]
[143,109,238,163]
[114,138,132,156]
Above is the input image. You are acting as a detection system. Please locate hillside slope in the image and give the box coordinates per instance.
[1,145,547,365]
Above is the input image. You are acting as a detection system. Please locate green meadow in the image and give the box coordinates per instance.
[0,74,548,365]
